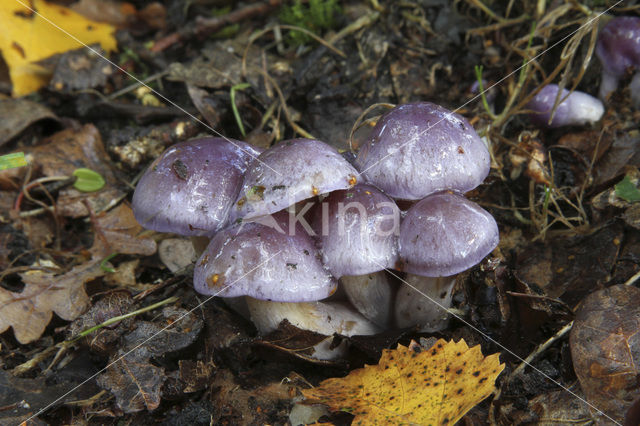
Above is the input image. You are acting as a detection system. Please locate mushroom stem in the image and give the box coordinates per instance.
[246,297,381,336]
[599,70,620,101]
[630,72,640,107]
[394,274,456,332]
[341,272,394,327]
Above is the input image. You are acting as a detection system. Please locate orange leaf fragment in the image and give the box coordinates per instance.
[0,0,117,96]
[302,339,504,425]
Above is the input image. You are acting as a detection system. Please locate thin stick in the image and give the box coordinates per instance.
[508,321,574,379]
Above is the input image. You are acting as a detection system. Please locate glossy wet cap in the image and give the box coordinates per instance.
[314,184,400,278]
[399,191,499,277]
[193,211,337,302]
[526,84,604,128]
[230,138,359,222]
[132,137,262,236]
[355,102,490,200]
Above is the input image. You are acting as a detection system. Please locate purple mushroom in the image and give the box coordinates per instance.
[355,102,490,200]
[132,137,262,236]
[596,16,640,105]
[193,211,337,302]
[396,191,499,331]
[230,138,359,222]
[313,184,400,278]
[526,84,604,128]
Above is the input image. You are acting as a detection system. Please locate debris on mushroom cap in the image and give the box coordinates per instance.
[596,16,640,100]
[399,191,499,277]
[132,137,262,236]
[230,138,360,222]
[246,297,381,336]
[526,84,604,128]
[355,102,490,200]
[395,274,456,332]
[193,211,337,302]
[314,184,400,278]
[341,272,394,328]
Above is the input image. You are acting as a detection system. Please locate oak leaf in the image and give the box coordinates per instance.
[302,339,504,425]
[0,0,116,96]
[0,204,155,344]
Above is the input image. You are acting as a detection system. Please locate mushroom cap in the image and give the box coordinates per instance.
[132,137,262,236]
[399,191,499,277]
[596,16,640,78]
[314,184,400,277]
[193,211,337,302]
[526,84,604,128]
[230,138,359,222]
[355,102,490,200]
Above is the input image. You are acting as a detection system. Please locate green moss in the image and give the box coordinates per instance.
[279,0,341,46]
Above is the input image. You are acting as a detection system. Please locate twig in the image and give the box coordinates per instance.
[12,296,179,376]
[508,321,574,380]
[151,0,282,52]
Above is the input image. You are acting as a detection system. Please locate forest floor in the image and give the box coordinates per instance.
[1,0,640,425]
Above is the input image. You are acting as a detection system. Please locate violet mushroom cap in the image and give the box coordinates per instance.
[193,211,337,302]
[526,84,604,128]
[398,191,499,277]
[596,16,640,101]
[132,137,262,236]
[230,138,359,222]
[354,102,490,200]
[313,184,400,278]
[396,191,498,331]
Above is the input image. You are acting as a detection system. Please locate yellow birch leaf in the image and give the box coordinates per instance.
[0,0,117,96]
[302,339,504,425]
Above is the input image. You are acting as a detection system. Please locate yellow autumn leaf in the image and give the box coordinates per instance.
[302,339,504,425]
[0,0,117,96]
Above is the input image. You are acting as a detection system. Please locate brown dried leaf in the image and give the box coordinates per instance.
[0,98,58,146]
[570,285,640,423]
[97,348,165,412]
[0,203,154,344]
[91,203,156,257]
[0,260,102,344]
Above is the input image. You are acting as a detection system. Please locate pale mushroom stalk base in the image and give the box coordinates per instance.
[341,272,394,328]
[395,274,456,332]
[246,297,381,337]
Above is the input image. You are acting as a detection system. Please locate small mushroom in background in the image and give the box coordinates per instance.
[355,102,491,200]
[526,84,604,128]
[193,210,336,302]
[596,16,640,105]
[132,137,262,236]
[395,191,499,331]
[230,138,359,223]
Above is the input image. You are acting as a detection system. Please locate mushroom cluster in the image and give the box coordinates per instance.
[132,102,499,337]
